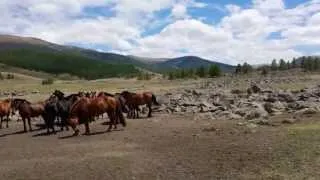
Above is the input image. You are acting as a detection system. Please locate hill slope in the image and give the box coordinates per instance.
[0,35,235,77]
[0,38,139,80]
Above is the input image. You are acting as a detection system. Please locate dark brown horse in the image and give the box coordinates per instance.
[68,94,125,136]
[119,91,159,118]
[12,99,45,132]
[0,99,14,129]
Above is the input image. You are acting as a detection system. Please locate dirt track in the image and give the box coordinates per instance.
[0,112,293,180]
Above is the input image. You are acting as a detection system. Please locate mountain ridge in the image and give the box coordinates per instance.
[0,34,235,77]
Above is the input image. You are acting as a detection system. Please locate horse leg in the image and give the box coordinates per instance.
[28,117,33,132]
[112,111,117,130]
[68,120,79,136]
[84,121,90,135]
[64,117,69,131]
[147,103,152,117]
[22,118,27,132]
[6,115,9,128]
[113,112,118,130]
[0,116,2,129]
[107,112,113,132]
[136,106,140,119]
[51,115,56,134]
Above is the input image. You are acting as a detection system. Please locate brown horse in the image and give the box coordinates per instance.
[119,91,159,118]
[0,99,14,129]
[68,94,125,136]
[12,99,46,132]
[97,92,128,125]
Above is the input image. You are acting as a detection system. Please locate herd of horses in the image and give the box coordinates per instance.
[0,90,160,136]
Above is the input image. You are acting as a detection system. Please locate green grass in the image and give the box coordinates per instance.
[264,122,320,179]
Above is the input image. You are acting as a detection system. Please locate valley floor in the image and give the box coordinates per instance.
[0,113,319,180]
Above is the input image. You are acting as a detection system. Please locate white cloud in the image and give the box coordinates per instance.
[0,0,319,65]
[171,4,188,19]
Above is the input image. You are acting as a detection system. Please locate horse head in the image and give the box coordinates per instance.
[11,98,29,114]
[53,90,64,99]
[120,91,131,98]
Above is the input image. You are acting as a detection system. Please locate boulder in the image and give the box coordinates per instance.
[277,92,295,103]
[295,108,318,115]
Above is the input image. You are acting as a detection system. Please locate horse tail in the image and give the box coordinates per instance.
[116,103,126,127]
[151,94,160,106]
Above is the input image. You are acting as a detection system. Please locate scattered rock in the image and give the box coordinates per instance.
[202,127,218,132]
[295,108,317,115]
[282,118,298,124]
[32,90,40,94]
[231,89,243,94]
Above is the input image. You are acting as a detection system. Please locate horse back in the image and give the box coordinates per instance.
[0,100,11,115]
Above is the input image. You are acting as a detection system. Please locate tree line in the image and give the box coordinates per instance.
[164,64,222,80]
[0,49,139,80]
[234,56,320,76]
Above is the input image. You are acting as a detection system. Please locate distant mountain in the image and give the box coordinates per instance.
[153,56,235,72]
[0,34,235,78]
[128,55,169,64]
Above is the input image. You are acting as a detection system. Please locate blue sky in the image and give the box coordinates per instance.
[0,0,319,65]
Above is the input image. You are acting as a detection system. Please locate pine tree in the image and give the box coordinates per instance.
[291,58,297,68]
[313,59,320,71]
[286,61,291,69]
[279,59,286,70]
[168,72,174,80]
[196,66,206,78]
[271,59,278,71]
[235,64,242,74]
[242,62,253,74]
[208,65,221,77]
[301,56,306,69]
[261,66,268,76]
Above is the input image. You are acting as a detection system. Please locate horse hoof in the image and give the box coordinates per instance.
[73,132,79,136]
[73,129,80,136]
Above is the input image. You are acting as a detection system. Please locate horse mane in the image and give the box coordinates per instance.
[65,93,79,100]
[121,91,135,95]
[103,92,115,97]
[13,98,31,104]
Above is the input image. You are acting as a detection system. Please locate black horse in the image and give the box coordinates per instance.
[52,90,81,131]
[43,95,59,134]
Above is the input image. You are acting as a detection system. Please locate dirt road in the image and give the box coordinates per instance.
[0,113,318,180]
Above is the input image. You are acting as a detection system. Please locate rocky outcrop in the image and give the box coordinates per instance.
[156,84,320,121]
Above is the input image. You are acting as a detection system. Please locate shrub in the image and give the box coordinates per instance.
[137,72,152,80]
[6,73,14,79]
[42,78,54,85]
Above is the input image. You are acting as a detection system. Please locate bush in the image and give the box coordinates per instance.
[6,73,14,79]
[42,78,54,85]
[137,72,152,80]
